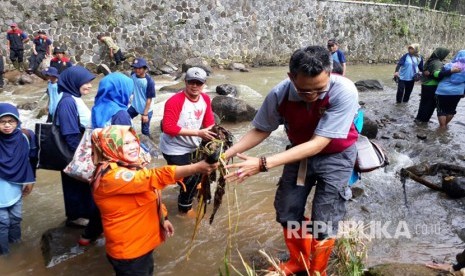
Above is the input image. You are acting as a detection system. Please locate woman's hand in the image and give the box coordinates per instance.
[451,67,461,73]
[22,184,34,197]
[224,153,260,183]
[163,220,174,238]
[196,160,218,175]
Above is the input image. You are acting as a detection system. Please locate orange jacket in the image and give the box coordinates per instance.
[93,163,179,259]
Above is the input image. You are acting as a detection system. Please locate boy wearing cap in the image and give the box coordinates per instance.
[327,39,347,76]
[97,34,126,66]
[27,30,52,74]
[160,67,216,216]
[6,23,29,72]
[41,67,61,122]
[127,58,155,136]
[50,46,73,74]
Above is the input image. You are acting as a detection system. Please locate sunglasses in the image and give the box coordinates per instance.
[187,80,204,86]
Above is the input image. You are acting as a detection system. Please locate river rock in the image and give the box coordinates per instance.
[96,64,111,76]
[17,102,38,111]
[165,61,178,71]
[442,176,465,198]
[354,79,384,91]
[181,57,212,74]
[19,73,34,85]
[41,226,86,268]
[228,62,249,72]
[38,56,52,71]
[159,81,184,93]
[36,107,48,119]
[216,84,238,97]
[211,95,257,122]
[365,263,447,276]
[158,65,176,74]
[351,186,365,199]
[393,132,406,140]
[361,117,378,139]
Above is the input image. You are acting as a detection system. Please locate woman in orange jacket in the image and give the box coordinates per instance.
[91,125,216,275]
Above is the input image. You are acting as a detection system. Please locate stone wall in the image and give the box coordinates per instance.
[1,0,464,69]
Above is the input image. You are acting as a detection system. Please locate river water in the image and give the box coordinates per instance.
[1,64,465,275]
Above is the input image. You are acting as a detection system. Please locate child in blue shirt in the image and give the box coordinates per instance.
[42,67,62,123]
[127,58,155,137]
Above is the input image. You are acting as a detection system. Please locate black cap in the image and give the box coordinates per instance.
[53,46,66,54]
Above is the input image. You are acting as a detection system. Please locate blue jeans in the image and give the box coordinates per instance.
[0,199,22,255]
[127,106,153,136]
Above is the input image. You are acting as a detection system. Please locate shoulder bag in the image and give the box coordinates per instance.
[35,101,81,171]
[63,128,94,182]
[354,135,389,173]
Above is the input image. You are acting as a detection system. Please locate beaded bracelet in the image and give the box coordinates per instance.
[259,156,269,172]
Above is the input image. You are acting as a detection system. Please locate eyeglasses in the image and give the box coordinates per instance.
[0,119,17,126]
[295,88,328,95]
[187,80,204,86]
[292,82,328,95]
[327,44,335,48]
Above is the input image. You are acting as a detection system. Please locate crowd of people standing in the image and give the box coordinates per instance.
[394,43,465,129]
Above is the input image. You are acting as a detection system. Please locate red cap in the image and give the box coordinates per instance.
[10,23,17,27]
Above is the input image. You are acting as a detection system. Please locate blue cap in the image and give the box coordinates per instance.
[131,58,149,69]
[42,67,60,78]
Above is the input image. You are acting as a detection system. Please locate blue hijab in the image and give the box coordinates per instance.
[58,66,96,97]
[92,72,134,128]
[444,50,465,84]
[0,103,34,184]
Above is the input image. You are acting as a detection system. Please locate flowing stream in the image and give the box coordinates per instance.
[1,64,465,275]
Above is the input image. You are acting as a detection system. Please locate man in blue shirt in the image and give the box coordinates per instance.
[127,58,155,137]
[327,39,347,76]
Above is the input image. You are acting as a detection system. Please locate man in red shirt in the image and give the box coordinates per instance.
[159,67,216,217]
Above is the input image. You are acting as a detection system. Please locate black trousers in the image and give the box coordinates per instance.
[114,49,125,65]
[415,85,437,122]
[163,152,201,212]
[28,52,46,71]
[396,79,415,103]
[9,49,24,63]
[107,250,154,276]
[82,196,103,241]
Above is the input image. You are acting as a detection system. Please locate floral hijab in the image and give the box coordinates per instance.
[91,126,146,189]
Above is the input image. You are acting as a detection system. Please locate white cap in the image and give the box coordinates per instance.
[185,67,207,83]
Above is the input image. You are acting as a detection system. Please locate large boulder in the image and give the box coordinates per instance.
[361,117,379,139]
[355,79,383,91]
[211,95,257,122]
[181,57,212,75]
[216,84,238,97]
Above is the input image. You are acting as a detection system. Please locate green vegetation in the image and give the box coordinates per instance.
[391,17,409,37]
[353,0,465,15]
